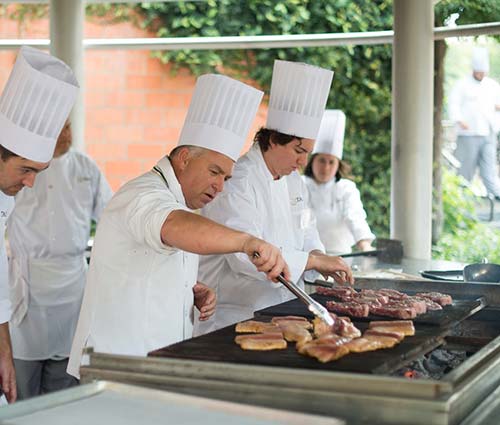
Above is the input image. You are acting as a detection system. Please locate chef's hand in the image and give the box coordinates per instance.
[242,236,290,282]
[457,120,469,130]
[306,252,354,286]
[193,282,216,321]
[0,350,17,403]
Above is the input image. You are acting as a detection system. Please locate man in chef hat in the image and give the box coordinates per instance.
[67,74,290,379]
[448,46,500,199]
[304,110,376,254]
[196,60,354,335]
[0,46,79,403]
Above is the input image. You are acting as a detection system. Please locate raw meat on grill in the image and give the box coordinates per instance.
[368,320,415,336]
[235,320,282,334]
[316,286,358,300]
[415,292,453,306]
[235,333,287,350]
[369,304,417,319]
[326,300,370,318]
[413,296,443,311]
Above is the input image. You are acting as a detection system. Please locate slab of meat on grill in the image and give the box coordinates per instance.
[297,335,352,362]
[390,298,427,315]
[235,333,287,350]
[313,314,362,339]
[278,323,312,344]
[368,320,415,336]
[271,315,313,329]
[412,296,443,311]
[316,286,358,300]
[415,292,453,306]
[375,289,409,301]
[343,337,386,353]
[235,320,282,334]
[326,300,370,317]
[363,328,405,342]
[362,333,400,349]
[369,304,417,319]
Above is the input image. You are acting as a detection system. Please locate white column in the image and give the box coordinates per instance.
[49,0,85,152]
[390,0,434,260]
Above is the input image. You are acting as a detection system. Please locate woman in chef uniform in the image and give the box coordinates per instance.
[303,110,375,254]
[195,60,354,336]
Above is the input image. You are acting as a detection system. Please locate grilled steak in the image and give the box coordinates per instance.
[415,292,453,306]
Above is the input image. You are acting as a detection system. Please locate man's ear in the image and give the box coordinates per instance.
[176,147,191,170]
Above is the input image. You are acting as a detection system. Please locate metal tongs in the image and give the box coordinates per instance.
[253,253,334,326]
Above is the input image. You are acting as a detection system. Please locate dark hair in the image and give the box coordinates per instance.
[0,144,19,161]
[304,153,353,182]
[253,127,302,152]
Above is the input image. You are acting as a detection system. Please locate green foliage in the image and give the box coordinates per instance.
[138,0,394,237]
[433,169,500,263]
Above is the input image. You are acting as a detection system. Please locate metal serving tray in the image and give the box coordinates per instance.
[0,381,342,425]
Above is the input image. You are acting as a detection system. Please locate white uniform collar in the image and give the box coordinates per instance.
[154,156,187,206]
[247,143,281,182]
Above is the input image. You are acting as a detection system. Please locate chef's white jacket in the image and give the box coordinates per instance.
[68,157,198,378]
[304,176,374,255]
[448,75,500,136]
[0,192,14,325]
[195,144,324,335]
[7,150,112,360]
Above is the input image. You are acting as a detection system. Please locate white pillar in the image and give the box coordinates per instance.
[50,0,85,152]
[391,0,434,260]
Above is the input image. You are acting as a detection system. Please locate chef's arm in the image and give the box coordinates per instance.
[161,210,290,281]
[305,250,354,285]
[0,322,16,403]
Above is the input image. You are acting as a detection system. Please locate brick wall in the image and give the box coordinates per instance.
[0,11,267,191]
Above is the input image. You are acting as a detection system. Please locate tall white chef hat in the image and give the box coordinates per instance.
[471,47,489,73]
[266,60,334,139]
[0,46,79,163]
[313,110,346,159]
[178,74,263,161]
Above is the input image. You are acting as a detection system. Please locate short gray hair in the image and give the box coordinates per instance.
[169,145,207,159]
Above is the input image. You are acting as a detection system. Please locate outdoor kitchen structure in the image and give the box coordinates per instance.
[77,271,500,425]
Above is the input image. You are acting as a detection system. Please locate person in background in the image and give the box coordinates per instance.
[0,46,78,404]
[67,74,290,379]
[303,110,375,255]
[195,60,354,336]
[448,46,500,199]
[7,120,112,400]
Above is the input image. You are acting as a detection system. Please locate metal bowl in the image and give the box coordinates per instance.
[463,263,500,283]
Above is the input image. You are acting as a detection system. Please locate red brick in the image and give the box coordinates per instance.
[85,91,106,108]
[87,143,127,159]
[84,125,104,142]
[106,91,146,108]
[126,75,164,90]
[107,176,124,192]
[106,160,142,177]
[144,126,180,143]
[146,92,191,108]
[104,125,144,143]
[125,108,166,126]
[87,109,124,126]
[128,144,168,159]
[165,110,188,127]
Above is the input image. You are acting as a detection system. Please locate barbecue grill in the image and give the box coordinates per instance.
[80,277,500,425]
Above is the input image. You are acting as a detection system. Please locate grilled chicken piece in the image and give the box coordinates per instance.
[279,323,312,344]
[364,328,405,342]
[235,320,281,334]
[271,316,313,330]
[313,315,361,339]
[368,320,415,336]
[362,333,400,349]
[235,333,287,350]
[344,337,384,353]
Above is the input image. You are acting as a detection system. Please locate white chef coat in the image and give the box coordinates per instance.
[7,150,112,360]
[195,144,324,335]
[0,192,14,325]
[304,176,375,255]
[67,156,198,379]
[448,75,500,136]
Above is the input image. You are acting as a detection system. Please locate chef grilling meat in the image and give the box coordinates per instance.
[0,46,78,404]
[7,120,112,400]
[303,110,375,254]
[67,74,290,379]
[195,60,354,336]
